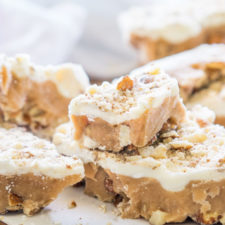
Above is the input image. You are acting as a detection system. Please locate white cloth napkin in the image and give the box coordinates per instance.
[0,0,86,64]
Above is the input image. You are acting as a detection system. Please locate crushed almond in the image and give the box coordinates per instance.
[184,133,207,143]
[117,76,133,91]
[150,144,167,159]
[161,130,178,138]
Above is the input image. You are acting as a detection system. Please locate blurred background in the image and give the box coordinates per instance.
[0,0,157,80]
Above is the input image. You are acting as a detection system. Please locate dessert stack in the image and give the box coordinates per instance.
[150,44,225,126]
[0,55,89,215]
[54,64,225,225]
[119,0,225,63]
[0,54,89,139]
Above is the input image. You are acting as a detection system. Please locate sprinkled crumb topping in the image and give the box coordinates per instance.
[0,127,83,178]
[89,106,225,172]
[70,67,179,116]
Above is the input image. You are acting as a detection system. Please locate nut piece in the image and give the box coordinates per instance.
[8,193,23,207]
[184,133,207,143]
[150,144,167,159]
[149,210,169,225]
[205,62,225,70]
[0,65,12,95]
[170,140,193,150]
[117,76,133,91]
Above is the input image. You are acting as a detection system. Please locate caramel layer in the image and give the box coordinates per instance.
[130,32,204,63]
[131,26,225,63]
[85,163,225,225]
[0,173,82,216]
[0,74,70,139]
[72,96,185,152]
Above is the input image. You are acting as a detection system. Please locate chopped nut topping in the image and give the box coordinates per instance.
[161,130,179,138]
[170,140,193,150]
[184,133,207,143]
[117,76,133,91]
[148,68,160,75]
[219,158,225,165]
[88,87,97,95]
[150,144,167,159]
[66,165,72,169]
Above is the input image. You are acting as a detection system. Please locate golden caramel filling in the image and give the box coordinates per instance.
[71,115,89,140]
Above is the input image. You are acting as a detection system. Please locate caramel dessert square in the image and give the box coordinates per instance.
[69,66,185,152]
[0,54,89,139]
[55,106,225,225]
[138,44,225,125]
[0,127,84,216]
[119,0,225,63]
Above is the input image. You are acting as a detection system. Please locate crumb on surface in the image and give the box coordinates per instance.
[68,200,77,209]
[112,208,120,216]
[99,204,107,213]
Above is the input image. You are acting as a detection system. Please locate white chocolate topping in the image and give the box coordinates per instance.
[69,66,179,124]
[134,44,225,100]
[0,127,84,178]
[0,54,89,98]
[54,106,225,192]
[187,80,225,118]
[119,0,225,43]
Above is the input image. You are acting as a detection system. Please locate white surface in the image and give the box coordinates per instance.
[1,186,150,225]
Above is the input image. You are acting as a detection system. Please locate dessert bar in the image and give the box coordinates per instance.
[0,127,84,215]
[0,54,89,139]
[119,0,225,63]
[69,66,185,152]
[136,44,225,125]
